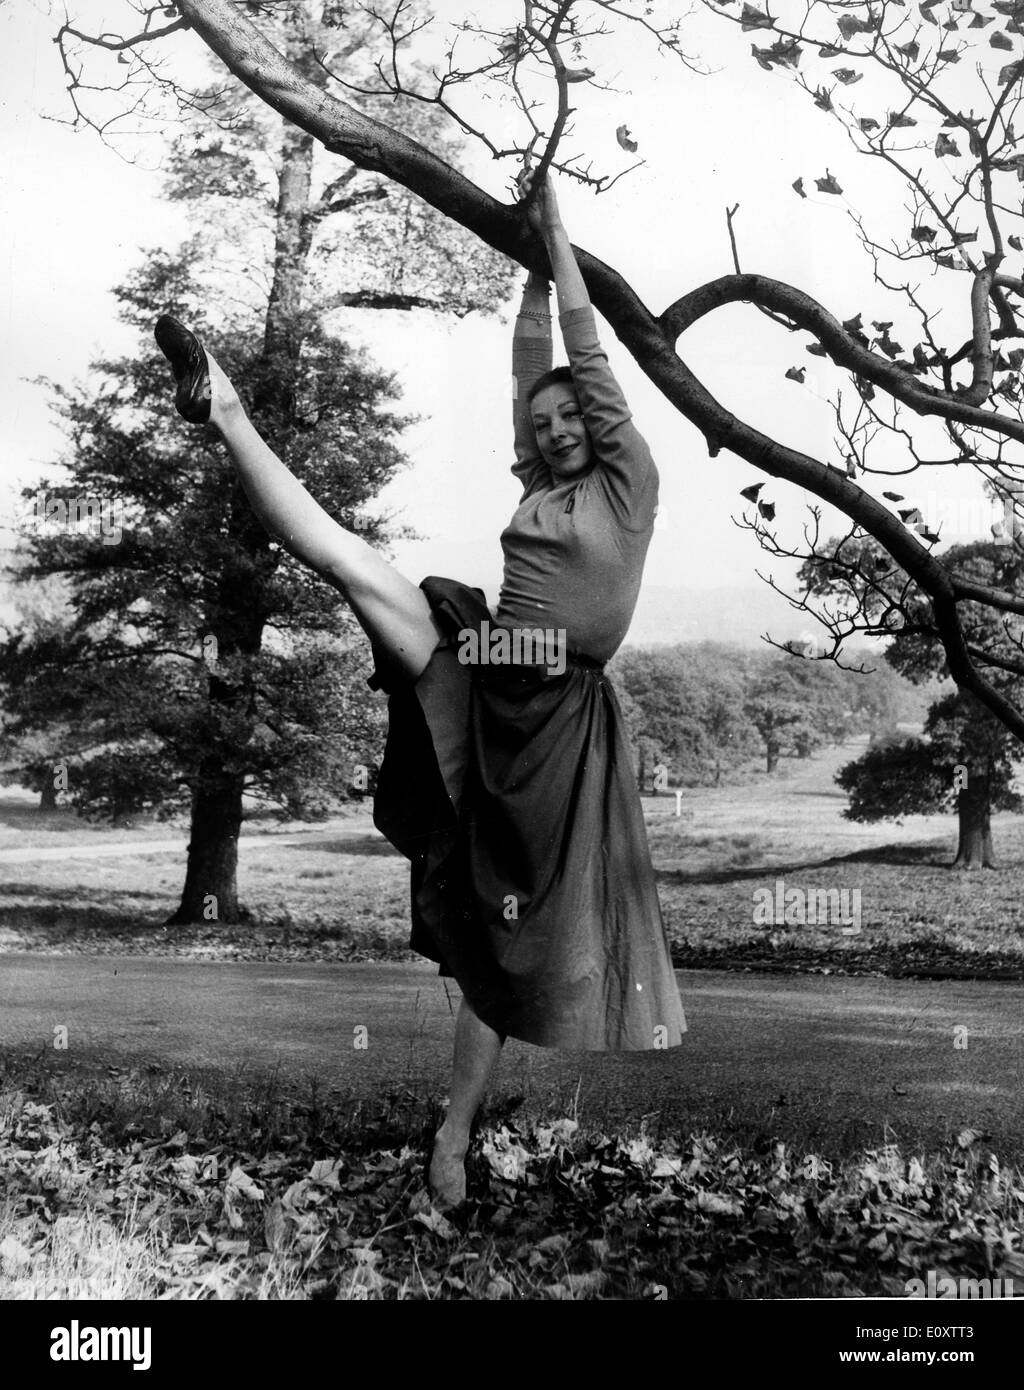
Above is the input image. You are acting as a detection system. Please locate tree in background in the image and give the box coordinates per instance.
[5,6,513,922]
[743,657,829,773]
[822,540,1024,865]
[611,640,909,783]
[611,644,758,787]
[836,690,1022,867]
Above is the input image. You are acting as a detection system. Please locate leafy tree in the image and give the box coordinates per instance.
[742,651,862,770]
[0,566,84,812]
[816,537,1024,865]
[612,644,758,787]
[50,0,1024,745]
[836,690,1023,867]
[7,8,512,922]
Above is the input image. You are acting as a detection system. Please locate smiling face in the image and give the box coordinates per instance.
[530,382,593,479]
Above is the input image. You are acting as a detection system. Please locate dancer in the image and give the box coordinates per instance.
[156,171,686,1210]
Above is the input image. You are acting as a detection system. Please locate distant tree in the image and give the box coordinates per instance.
[0,568,83,812]
[816,540,1024,866]
[611,644,759,787]
[743,654,854,772]
[836,690,1022,868]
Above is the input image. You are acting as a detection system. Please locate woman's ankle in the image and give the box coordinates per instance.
[209,393,246,437]
[434,1117,470,1157]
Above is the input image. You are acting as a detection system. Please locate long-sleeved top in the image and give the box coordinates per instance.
[494,304,659,663]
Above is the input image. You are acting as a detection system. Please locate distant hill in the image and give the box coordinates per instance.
[623,585,876,651]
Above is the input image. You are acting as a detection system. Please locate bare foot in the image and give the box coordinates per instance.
[428,1127,468,1209]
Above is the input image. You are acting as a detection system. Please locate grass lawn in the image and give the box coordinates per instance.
[3,740,1024,977]
[1,1051,1021,1300]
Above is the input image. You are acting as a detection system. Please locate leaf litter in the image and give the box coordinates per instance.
[1,1070,1022,1300]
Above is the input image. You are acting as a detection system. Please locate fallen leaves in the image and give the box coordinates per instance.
[2,1074,1023,1302]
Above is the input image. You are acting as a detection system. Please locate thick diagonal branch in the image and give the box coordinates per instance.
[167,0,1024,742]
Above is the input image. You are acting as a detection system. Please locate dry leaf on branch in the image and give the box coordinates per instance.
[740,3,774,30]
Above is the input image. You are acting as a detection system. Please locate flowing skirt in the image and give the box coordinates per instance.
[370,577,686,1051]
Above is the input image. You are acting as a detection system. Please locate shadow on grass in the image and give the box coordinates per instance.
[0,882,169,934]
[278,835,401,857]
[656,840,955,887]
[0,798,88,834]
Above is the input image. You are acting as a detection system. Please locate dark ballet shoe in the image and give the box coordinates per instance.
[154,314,211,424]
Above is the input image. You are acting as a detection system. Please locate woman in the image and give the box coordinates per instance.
[156,172,686,1209]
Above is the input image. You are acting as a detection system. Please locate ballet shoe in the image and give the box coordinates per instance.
[154,314,211,424]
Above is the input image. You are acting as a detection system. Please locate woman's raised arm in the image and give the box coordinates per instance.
[520,172,589,316]
[511,270,553,474]
[520,173,658,521]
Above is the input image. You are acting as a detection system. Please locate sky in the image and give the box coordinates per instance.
[1,0,1015,645]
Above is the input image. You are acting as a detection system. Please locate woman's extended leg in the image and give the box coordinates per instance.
[207,351,442,681]
[201,352,496,1203]
[429,999,504,1206]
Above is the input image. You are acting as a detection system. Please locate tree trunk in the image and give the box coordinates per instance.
[38,780,57,811]
[952,775,995,869]
[263,122,315,369]
[168,768,245,923]
[766,740,780,774]
[171,99,316,926]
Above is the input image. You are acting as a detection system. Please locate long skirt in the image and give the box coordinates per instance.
[370,577,686,1052]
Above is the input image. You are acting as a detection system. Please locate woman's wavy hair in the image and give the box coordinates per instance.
[526,365,577,406]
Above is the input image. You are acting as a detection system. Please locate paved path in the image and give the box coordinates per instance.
[1,955,1021,1156]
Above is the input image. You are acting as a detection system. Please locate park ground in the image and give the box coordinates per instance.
[2,737,1024,978]
[1,738,1022,1298]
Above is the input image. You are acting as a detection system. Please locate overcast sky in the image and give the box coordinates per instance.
[2,0,1010,638]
